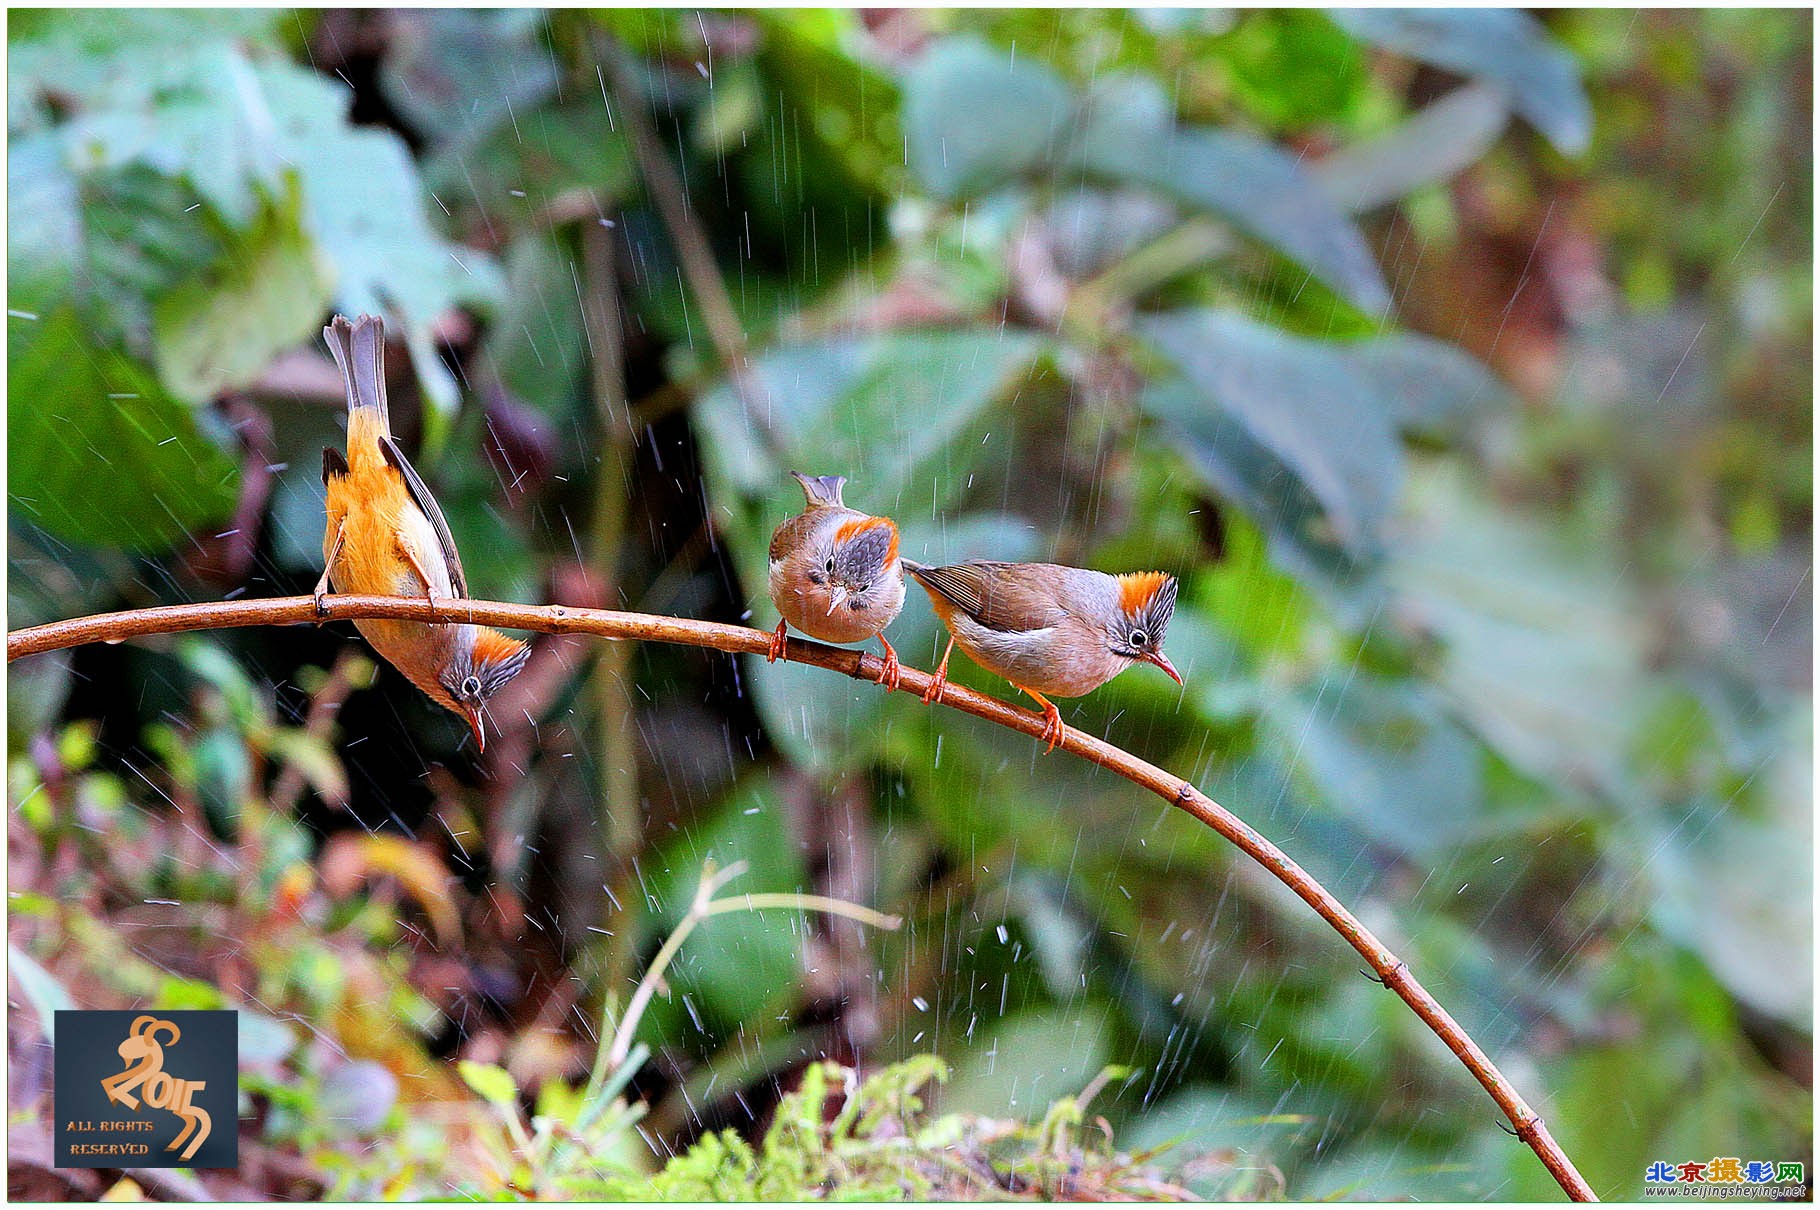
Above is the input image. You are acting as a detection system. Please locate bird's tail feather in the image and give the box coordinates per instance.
[325,314,389,427]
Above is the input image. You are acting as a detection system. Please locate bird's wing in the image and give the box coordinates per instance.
[379,435,468,599]
[322,447,349,483]
[912,562,1065,632]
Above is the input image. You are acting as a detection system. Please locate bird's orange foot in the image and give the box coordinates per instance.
[921,663,949,705]
[1037,702,1066,753]
[876,638,902,692]
[766,619,788,664]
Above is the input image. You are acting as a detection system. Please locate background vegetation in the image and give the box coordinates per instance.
[7,8,1810,1201]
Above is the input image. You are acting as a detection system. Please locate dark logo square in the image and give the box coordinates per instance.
[54,1010,238,1169]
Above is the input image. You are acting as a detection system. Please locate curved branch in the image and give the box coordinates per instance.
[7,594,1595,1201]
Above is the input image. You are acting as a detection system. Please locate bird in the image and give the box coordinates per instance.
[904,560,1182,752]
[317,314,529,751]
[765,471,908,690]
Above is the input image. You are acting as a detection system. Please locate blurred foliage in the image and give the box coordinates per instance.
[7,7,1810,1201]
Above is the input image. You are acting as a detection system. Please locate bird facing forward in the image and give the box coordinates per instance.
[318,314,529,750]
[906,560,1182,751]
[766,471,907,689]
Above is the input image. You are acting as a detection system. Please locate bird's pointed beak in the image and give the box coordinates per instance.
[465,706,487,753]
[826,585,850,616]
[1143,650,1183,686]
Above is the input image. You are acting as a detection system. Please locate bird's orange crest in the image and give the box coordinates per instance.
[1115,571,1173,616]
[473,629,529,670]
[834,516,899,564]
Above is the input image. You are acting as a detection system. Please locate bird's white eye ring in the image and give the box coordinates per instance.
[1130,630,1148,647]
[825,558,836,574]
[462,675,482,697]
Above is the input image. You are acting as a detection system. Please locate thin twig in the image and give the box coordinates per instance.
[7,594,1596,1202]
[597,34,779,449]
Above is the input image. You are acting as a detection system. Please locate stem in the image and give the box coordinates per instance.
[700,893,902,931]
[581,214,644,998]
[598,35,778,449]
[8,594,1596,1202]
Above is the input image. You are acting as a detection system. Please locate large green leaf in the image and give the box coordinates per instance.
[1644,702,1812,1027]
[420,96,637,230]
[640,775,810,1039]
[6,135,82,317]
[1264,677,1485,856]
[1139,311,1512,571]
[9,308,240,552]
[902,37,1073,200]
[378,9,559,148]
[1139,310,1406,558]
[940,1007,1113,1118]
[12,39,285,227]
[1312,83,1511,214]
[1384,461,1652,802]
[481,232,590,419]
[1329,9,1591,156]
[252,59,504,419]
[1069,75,1390,313]
[902,43,1391,312]
[12,17,500,420]
[152,176,332,404]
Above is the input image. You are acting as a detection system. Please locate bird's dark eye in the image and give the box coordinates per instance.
[856,583,869,594]
[825,558,835,574]
[462,675,481,697]
[1129,630,1148,648]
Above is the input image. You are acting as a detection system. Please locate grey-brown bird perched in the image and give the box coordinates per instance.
[765,471,908,689]
[906,560,1182,751]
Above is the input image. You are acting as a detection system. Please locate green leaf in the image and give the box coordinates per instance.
[1329,9,1592,155]
[941,1008,1112,1119]
[8,9,287,58]
[422,97,637,229]
[9,307,240,552]
[480,232,589,419]
[1384,460,1652,801]
[378,9,559,148]
[1139,310,1405,557]
[459,1060,520,1109]
[1313,83,1511,214]
[902,37,1073,199]
[263,728,350,811]
[152,175,332,403]
[1644,704,1812,1027]
[1069,75,1391,312]
[1265,677,1485,855]
[76,167,230,351]
[752,10,903,197]
[6,135,82,317]
[642,776,809,1035]
[13,39,286,226]
[251,58,504,418]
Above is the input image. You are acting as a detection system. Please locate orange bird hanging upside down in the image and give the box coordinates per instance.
[317,315,529,750]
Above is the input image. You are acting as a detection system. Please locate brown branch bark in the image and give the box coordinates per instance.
[7,594,1596,1202]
